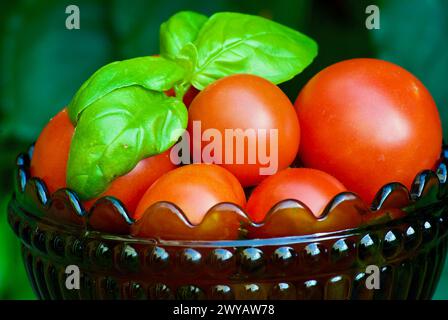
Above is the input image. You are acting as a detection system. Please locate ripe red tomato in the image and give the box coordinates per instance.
[30,109,73,195]
[246,168,346,223]
[295,58,442,204]
[30,109,176,213]
[134,163,246,224]
[83,151,175,213]
[188,74,300,187]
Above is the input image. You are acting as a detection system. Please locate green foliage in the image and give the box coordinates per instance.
[67,88,187,199]
[190,12,317,89]
[0,0,113,141]
[160,11,208,59]
[68,56,187,122]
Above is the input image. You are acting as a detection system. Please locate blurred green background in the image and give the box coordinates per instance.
[0,0,447,299]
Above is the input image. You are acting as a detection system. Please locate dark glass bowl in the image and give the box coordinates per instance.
[6,147,448,300]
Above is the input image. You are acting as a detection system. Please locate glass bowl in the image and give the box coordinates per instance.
[6,147,448,300]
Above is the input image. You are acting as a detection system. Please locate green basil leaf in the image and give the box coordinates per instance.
[171,42,199,97]
[160,11,208,60]
[68,56,186,123]
[191,12,318,89]
[173,42,199,76]
[67,86,187,199]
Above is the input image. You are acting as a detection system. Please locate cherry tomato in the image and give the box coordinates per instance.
[134,164,246,237]
[83,151,175,213]
[295,58,442,204]
[30,109,176,213]
[188,74,300,187]
[246,168,346,223]
[31,109,73,195]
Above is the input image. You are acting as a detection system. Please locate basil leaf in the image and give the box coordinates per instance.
[160,11,208,60]
[68,56,186,123]
[67,86,187,199]
[191,12,318,89]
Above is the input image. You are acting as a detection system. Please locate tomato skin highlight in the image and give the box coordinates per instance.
[134,163,246,225]
[246,168,347,223]
[188,74,300,187]
[30,109,177,214]
[295,58,442,204]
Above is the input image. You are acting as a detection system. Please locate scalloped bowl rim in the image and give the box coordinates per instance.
[11,145,448,247]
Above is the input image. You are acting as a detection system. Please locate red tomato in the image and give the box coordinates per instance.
[30,109,73,195]
[134,163,246,225]
[188,74,300,187]
[295,58,442,204]
[30,109,176,213]
[83,151,175,213]
[246,168,346,223]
